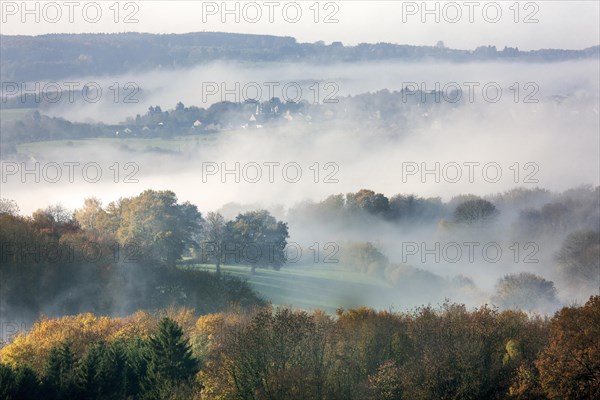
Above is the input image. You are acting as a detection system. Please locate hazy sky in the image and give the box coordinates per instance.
[1,1,598,50]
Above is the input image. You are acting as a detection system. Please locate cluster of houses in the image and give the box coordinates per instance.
[113,103,315,137]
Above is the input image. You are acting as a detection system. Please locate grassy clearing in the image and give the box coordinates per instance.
[187,262,393,313]
[16,134,218,155]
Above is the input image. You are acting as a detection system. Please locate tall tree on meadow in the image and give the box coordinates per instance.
[202,212,226,276]
[115,190,203,268]
[224,210,289,273]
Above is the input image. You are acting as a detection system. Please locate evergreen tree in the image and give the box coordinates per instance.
[42,340,78,400]
[125,337,152,397]
[0,363,16,399]
[75,341,105,399]
[99,340,128,399]
[148,317,199,395]
[0,363,42,400]
[75,340,133,400]
[12,364,40,400]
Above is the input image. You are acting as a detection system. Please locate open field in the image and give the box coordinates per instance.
[16,134,218,156]
[187,263,393,313]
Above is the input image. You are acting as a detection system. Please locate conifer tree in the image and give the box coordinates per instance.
[149,318,199,381]
[148,317,199,395]
[43,340,77,399]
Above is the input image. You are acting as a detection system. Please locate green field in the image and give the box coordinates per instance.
[188,263,393,313]
[16,134,218,156]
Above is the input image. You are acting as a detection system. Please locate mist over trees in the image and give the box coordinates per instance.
[1,15,598,400]
[287,186,598,238]
[0,89,461,154]
[1,184,597,326]
[287,185,599,311]
[0,191,271,324]
[492,273,559,314]
[453,198,499,225]
[556,230,600,294]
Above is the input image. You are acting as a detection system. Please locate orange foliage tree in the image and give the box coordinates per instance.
[536,296,600,399]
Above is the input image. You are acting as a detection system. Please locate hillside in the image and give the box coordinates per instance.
[1,32,598,82]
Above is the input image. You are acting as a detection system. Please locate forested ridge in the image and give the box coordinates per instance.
[2,32,598,82]
[0,298,598,399]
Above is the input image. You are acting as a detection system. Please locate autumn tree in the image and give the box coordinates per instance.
[329,308,405,399]
[556,230,600,296]
[73,197,105,231]
[115,190,203,268]
[0,198,20,216]
[346,189,390,216]
[453,198,499,225]
[493,273,559,313]
[388,194,444,223]
[201,307,326,399]
[367,360,403,400]
[43,204,73,226]
[399,303,502,399]
[536,296,600,399]
[224,210,289,273]
[339,242,389,276]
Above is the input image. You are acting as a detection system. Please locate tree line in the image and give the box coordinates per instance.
[1,297,598,399]
[3,32,598,83]
[0,190,289,322]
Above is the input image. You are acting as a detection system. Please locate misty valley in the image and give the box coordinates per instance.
[1,20,599,400]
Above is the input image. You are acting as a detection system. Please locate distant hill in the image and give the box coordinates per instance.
[1,32,598,82]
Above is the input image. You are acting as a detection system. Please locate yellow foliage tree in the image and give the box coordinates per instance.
[0,312,156,373]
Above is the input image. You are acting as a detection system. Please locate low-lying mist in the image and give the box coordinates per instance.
[2,58,598,322]
[36,59,600,124]
[6,83,598,215]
